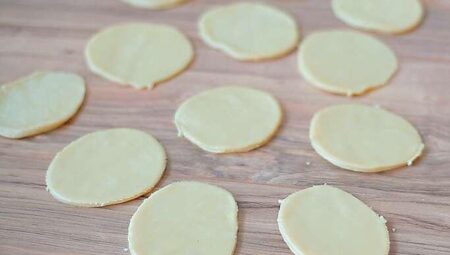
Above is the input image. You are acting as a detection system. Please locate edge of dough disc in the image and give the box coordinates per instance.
[0,71,86,139]
[309,105,425,172]
[128,181,239,255]
[174,86,283,153]
[120,0,189,10]
[85,23,194,90]
[198,3,300,61]
[46,128,167,207]
[331,0,425,34]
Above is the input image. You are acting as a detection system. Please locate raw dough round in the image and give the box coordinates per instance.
[46,128,166,207]
[299,30,397,96]
[278,185,390,255]
[86,23,193,89]
[128,181,238,255]
[310,104,424,172]
[332,0,424,34]
[0,71,85,139]
[120,0,188,9]
[199,2,299,61]
[174,86,282,153]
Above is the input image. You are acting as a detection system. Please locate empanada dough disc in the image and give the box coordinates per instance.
[174,86,282,153]
[310,104,424,172]
[46,128,166,207]
[332,0,424,34]
[86,23,193,89]
[199,2,299,61]
[128,181,238,255]
[0,71,85,139]
[278,185,390,255]
[120,0,188,9]
[299,30,397,96]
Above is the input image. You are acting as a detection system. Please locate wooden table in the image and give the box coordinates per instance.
[1,0,449,254]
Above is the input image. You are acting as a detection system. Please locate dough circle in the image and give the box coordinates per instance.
[174,86,282,153]
[278,185,390,255]
[86,23,193,89]
[120,0,188,9]
[199,2,299,61]
[299,30,397,96]
[332,0,424,34]
[0,71,85,139]
[310,104,424,172]
[46,128,166,207]
[128,181,238,255]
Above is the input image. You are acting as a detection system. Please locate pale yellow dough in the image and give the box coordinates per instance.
[299,30,397,96]
[174,86,282,153]
[199,2,299,61]
[86,23,193,89]
[310,104,424,172]
[0,71,85,139]
[128,181,238,255]
[332,0,424,34]
[46,128,166,207]
[278,185,390,255]
[120,0,188,9]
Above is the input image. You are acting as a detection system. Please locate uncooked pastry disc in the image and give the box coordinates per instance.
[332,0,424,34]
[199,2,299,61]
[174,86,282,153]
[120,0,188,9]
[299,30,397,96]
[86,23,193,89]
[0,71,85,139]
[310,104,424,172]
[46,128,166,207]
[278,185,390,255]
[128,181,238,255]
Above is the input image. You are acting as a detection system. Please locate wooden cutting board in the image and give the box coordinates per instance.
[1,0,449,254]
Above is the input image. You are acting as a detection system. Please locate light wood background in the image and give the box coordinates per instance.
[1,0,449,254]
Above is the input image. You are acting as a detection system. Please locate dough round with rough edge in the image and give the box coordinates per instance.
[128,181,238,255]
[278,185,390,255]
[299,30,397,96]
[332,0,424,34]
[46,128,166,207]
[310,104,424,172]
[0,71,85,139]
[86,23,193,89]
[199,2,299,61]
[120,0,188,9]
[174,86,282,153]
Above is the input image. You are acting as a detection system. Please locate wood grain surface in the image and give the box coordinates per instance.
[1,0,449,254]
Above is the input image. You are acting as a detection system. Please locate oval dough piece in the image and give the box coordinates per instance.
[199,2,299,61]
[278,185,390,255]
[128,181,238,255]
[332,0,424,34]
[46,128,166,207]
[174,86,282,153]
[310,104,424,172]
[86,23,193,89]
[0,71,85,139]
[120,0,188,9]
[299,30,397,96]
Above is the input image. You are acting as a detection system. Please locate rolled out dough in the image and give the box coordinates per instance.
[199,2,299,61]
[128,181,238,255]
[46,128,166,207]
[120,0,188,9]
[332,0,424,34]
[310,104,424,172]
[86,23,193,89]
[278,185,390,255]
[0,71,85,139]
[299,30,397,96]
[174,86,282,153]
